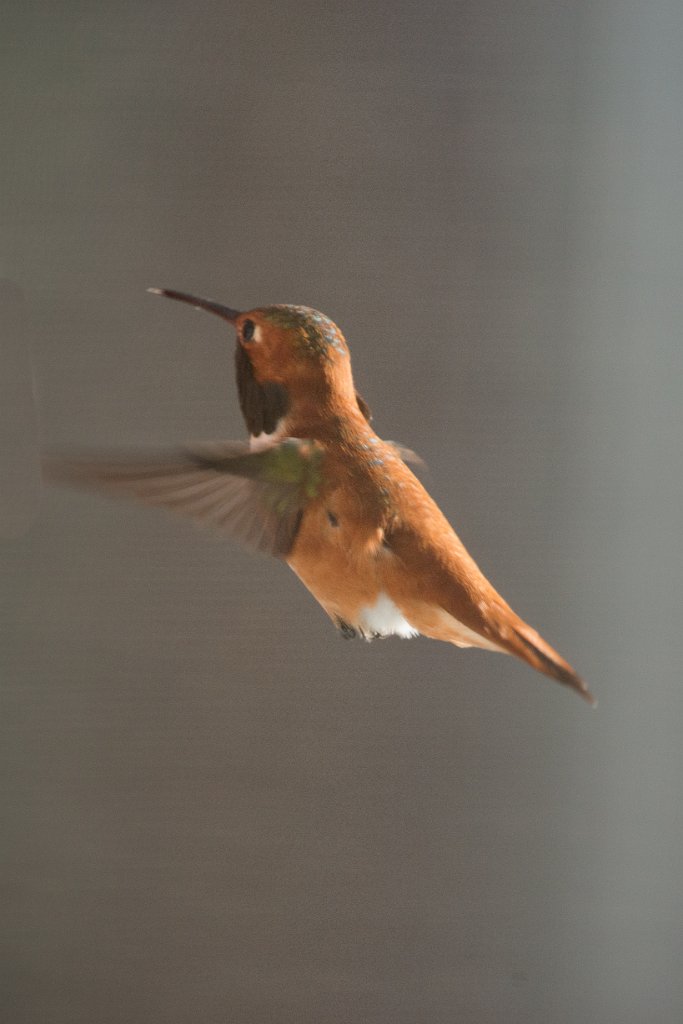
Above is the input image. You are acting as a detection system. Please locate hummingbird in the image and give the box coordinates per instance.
[45,288,594,705]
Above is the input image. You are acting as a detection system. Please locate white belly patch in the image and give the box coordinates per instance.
[358,592,419,639]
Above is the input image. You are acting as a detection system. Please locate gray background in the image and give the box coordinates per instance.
[2,2,682,1022]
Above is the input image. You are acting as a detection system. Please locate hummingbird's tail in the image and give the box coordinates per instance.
[506,622,596,706]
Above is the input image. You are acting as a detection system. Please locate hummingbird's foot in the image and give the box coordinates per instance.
[337,619,358,640]
[336,619,385,642]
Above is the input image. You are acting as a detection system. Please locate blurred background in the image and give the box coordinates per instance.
[2,2,682,1021]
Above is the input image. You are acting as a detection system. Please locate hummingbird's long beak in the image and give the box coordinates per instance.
[147,288,240,324]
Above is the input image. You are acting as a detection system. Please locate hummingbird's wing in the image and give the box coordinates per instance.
[386,442,424,467]
[43,439,323,557]
[354,392,373,423]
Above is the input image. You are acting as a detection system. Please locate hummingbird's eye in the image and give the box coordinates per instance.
[242,319,256,342]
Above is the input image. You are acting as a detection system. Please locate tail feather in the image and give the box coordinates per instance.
[507,622,596,706]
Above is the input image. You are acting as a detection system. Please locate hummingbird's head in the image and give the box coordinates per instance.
[149,289,363,435]
[236,304,351,384]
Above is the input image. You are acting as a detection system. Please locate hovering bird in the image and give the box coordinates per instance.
[45,289,594,704]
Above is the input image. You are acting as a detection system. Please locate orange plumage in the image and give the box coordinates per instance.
[45,289,594,704]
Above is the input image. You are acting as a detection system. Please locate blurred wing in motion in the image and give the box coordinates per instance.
[43,439,323,558]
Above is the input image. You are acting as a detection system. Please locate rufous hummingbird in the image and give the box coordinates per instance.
[45,289,594,704]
